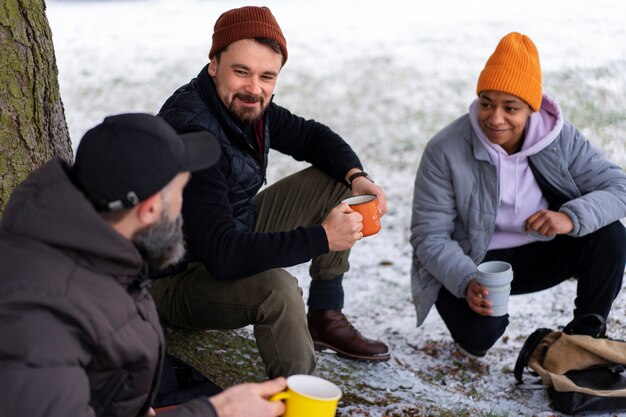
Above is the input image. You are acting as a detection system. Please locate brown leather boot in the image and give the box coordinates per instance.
[307,309,390,361]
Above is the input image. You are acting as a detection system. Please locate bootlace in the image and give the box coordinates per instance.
[336,311,357,331]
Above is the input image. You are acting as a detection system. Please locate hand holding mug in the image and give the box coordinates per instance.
[270,375,342,417]
[474,261,514,317]
[209,378,287,417]
[322,203,363,252]
[350,177,388,217]
[465,279,492,316]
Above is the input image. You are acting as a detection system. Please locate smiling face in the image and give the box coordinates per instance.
[208,39,282,124]
[477,91,534,154]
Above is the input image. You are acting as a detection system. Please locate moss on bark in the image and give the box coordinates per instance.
[0,0,72,216]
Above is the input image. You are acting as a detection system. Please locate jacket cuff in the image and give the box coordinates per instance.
[559,206,580,236]
[156,397,218,417]
[456,271,476,299]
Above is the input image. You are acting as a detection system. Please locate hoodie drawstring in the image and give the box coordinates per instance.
[497,153,503,206]
[514,157,519,215]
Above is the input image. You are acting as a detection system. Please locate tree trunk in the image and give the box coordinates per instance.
[0,0,72,216]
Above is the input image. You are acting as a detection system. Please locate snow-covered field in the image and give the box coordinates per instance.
[47,0,626,415]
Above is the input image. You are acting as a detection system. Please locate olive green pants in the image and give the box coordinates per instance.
[150,167,351,378]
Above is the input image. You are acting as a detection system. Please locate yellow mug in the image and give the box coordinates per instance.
[270,375,342,417]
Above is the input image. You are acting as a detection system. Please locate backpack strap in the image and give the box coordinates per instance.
[562,313,607,338]
[514,328,553,384]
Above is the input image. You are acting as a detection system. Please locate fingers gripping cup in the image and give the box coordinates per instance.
[270,375,342,417]
[341,194,381,237]
[476,261,514,317]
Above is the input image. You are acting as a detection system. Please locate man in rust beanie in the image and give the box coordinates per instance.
[411,32,626,358]
[151,6,391,378]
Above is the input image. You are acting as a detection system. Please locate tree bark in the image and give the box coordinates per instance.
[0,0,72,216]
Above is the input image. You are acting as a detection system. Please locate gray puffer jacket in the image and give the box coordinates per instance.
[410,109,626,326]
[0,159,216,417]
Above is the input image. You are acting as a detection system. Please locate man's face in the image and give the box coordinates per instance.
[208,39,282,124]
[477,91,534,154]
[162,172,190,221]
[131,172,190,269]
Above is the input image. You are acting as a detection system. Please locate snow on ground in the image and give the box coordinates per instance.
[47,0,626,415]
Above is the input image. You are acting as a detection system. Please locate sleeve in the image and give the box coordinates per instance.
[558,124,626,236]
[157,397,218,417]
[267,103,363,183]
[0,299,96,417]
[182,159,329,280]
[410,144,478,298]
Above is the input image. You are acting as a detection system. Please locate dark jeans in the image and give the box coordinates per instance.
[150,167,351,377]
[435,221,626,356]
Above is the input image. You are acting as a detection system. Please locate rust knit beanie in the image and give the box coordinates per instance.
[209,6,288,65]
[476,32,542,111]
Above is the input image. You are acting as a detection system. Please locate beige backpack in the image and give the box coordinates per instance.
[514,314,626,414]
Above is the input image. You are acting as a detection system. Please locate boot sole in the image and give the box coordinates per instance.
[313,340,391,362]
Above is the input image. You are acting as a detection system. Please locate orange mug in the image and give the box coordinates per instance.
[342,194,381,237]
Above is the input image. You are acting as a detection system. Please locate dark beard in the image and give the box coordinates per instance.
[229,93,265,124]
[132,212,185,270]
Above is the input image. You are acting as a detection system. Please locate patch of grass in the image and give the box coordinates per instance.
[164,326,266,388]
[165,328,521,416]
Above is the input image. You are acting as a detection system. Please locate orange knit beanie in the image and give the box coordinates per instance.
[209,6,288,65]
[476,32,542,111]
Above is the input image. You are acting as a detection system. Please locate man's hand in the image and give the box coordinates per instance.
[322,203,363,252]
[209,378,287,417]
[525,209,573,237]
[350,176,388,217]
[466,279,492,316]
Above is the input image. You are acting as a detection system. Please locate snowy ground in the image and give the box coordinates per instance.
[47,0,626,415]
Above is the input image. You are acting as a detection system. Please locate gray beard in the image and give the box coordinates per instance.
[132,212,185,270]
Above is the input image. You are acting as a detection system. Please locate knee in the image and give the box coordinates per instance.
[258,269,301,296]
[589,221,626,262]
[449,316,509,355]
[306,167,351,201]
[473,317,508,347]
[256,269,305,318]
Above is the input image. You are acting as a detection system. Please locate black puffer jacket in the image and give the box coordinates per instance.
[158,65,363,279]
[0,159,216,417]
[160,64,271,231]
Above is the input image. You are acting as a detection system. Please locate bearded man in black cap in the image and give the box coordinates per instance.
[151,5,391,378]
[0,113,287,417]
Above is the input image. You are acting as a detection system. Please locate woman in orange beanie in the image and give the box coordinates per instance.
[410,32,626,357]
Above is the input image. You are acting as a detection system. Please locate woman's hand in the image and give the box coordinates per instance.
[525,209,573,237]
[465,279,492,316]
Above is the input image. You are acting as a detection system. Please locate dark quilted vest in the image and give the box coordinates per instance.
[158,65,270,231]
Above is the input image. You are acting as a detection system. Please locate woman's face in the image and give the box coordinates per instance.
[477,91,534,154]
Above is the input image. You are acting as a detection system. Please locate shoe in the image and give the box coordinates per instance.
[454,343,486,360]
[563,313,607,338]
[307,309,390,361]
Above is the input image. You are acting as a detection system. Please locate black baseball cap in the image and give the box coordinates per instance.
[72,113,221,212]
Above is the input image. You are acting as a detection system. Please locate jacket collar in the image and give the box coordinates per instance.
[1,158,145,282]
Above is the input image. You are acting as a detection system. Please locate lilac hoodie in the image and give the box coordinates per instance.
[469,94,564,250]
